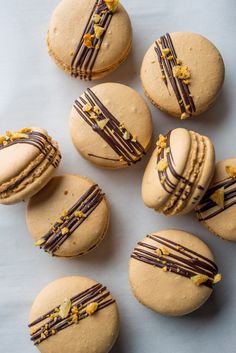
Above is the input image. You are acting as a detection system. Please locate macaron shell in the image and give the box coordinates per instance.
[129,230,214,316]
[0,127,61,205]
[196,159,236,241]
[26,174,109,257]
[29,276,119,353]
[69,83,153,169]
[47,0,132,79]
[141,32,224,117]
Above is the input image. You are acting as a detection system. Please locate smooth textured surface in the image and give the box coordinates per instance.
[0,0,236,353]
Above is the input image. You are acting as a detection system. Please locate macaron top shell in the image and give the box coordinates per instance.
[141,32,225,118]
[196,158,236,241]
[29,276,119,353]
[142,128,215,215]
[129,229,221,316]
[69,83,153,169]
[0,127,61,205]
[47,0,132,79]
[26,174,109,257]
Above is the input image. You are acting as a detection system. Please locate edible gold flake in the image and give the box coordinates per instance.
[210,187,225,208]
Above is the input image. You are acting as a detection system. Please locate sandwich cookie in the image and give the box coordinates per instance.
[196,159,236,241]
[28,276,119,353]
[0,127,61,205]
[26,174,109,257]
[142,128,215,215]
[69,83,152,169]
[129,229,222,316]
[141,32,225,119]
[47,0,132,80]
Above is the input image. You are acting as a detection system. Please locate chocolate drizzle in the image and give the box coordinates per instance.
[154,33,196,117]
[157,130,204,213]
[0,131,60,168]
[131,234,218,288]
[29,283,115,345]
[71,0,113,80]
[36,184,104,255]
[196,177,236,221]
[73,88,145,165]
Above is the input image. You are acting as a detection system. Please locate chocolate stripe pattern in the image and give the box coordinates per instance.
[73,88,145,165]
[157,131,204,211]
[36,184,104,254]
[196,177,236,221]
[29,283,115,345]
[71,0,113,80]
[131,234,218,288]
[0,131,60,168]
[154,33,196,118]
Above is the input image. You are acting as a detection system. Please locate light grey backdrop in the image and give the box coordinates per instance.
[0,0,236,352]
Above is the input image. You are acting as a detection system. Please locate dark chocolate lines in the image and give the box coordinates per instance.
[196,177,236,221]
[0,131,60,168]
[154,33,196,117]
[37,184,104,254]
[71,0,113,80]
[74,88,145,165]
[29,283,115,345]
[131,234,218,288]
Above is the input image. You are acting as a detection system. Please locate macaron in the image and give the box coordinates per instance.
[47,0,132,80]
[141,32,225,119]
[0,127,61,205]
[196,158,236,241]
[129,229,222,316]
[142,128,215,215]
[26,174,109,257]
[69,82,153,169]
[28,276,119,353]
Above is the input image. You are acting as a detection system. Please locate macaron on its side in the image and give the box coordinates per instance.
[196,159,236,241]
[141,32,225,119]
[69,83,153,169]
[28,276,119,353]
[128,229,222,316]
[0,127,61,205]
[47,0,132,80]
[141,128,215,215]
[26,174,109,257]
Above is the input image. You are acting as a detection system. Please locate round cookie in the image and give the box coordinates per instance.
[69,82,153,169]
[129,229,222,316]
[142,128,215,215]
[141,32,225,119]
[26,174,109,257]
[196,158,236,241]
[0,127,61,205]
[28,276,119,353]
[47,0,132,80]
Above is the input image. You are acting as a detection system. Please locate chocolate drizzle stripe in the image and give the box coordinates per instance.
[196,177,236,221]
[73,88,145,165]
[29,283,115,345]
[37,184,104,254]
[71,0,113,80]
[154,33,196,117]
[131,233,218,288]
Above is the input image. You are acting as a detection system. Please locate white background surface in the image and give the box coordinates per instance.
[0,0,236,352]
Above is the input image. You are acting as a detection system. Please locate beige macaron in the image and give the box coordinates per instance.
[196,158,236,241]
[47,0,132,80]
[0,127,61,205]
[69,82,153,169]
[142,128,215,215]
[141,32,225,119]
[129,229,222,316]
[28,276,119,353]
[26,174,109,257]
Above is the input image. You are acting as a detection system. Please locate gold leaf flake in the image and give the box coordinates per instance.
[225,165,236,180]
[161,48,170,57]
[93,105,101,115]
[74,210,86,218]
[83,33,94,48]
[86,302,98,316]
[35,238,46,247]
[156,134,167,149]
[157,159,168,172]
[180,112,190,120]
[123,130,130,140]
[104,0,119,12]
[93,14,101,23]
[210,187,225,208]
[161,247,169,256]
[94,24,105,39]
[213,273,222,284]
[97,118,109,130]
[162,266,168,272]
[172,65,190,80]
[191,274,209,286]
[59,298,72,319]
[61,227,69,235]
[82,103,92,112]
